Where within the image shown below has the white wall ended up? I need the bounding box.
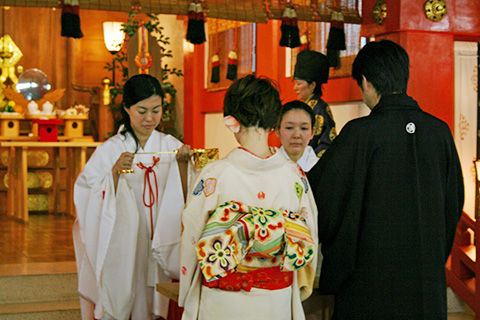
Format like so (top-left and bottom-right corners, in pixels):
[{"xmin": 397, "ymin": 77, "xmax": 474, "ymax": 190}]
[
  {"xmin": 205, "ymin": 113, "xmax": 240, "ymax": 159},
  {"xmin": 157, "ymin": 14, "xmax": 186, "ymax": 139},
  {"xmin": 453, "ymin": 41, "xmax": 478, "ymax": 218},
  {"xmin": 330, "ymin": 101, "xmax": 370, "ymax": 133}
]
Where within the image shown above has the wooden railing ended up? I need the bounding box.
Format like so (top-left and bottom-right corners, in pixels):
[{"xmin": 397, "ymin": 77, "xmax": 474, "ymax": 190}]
[{"xmin": 446, "ymin": 211, "xmax": 479, "ymax": 318}]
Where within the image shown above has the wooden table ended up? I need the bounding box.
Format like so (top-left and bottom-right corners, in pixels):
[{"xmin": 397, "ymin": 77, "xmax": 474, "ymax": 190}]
[
  {"xmin": 0, "ymin": 141, "xmax": 101, "ymax": 222},
  {"xmin": 156, "ymin": 282, "xmax": 179, "ymax": 302}
]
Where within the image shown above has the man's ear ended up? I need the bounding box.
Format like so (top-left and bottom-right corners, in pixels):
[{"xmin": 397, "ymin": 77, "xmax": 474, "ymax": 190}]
[{"xmin": 362, "ymin": 76, "xmax": 370, "ymax": 92}]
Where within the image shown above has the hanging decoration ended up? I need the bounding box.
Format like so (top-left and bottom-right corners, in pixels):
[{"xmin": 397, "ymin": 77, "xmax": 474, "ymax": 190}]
[
  {"xmin": 299, "ymin": 29, "xmax": 309, "ymax": 52},
  {"xmin": 210, "ymin": 19, "xmax": 220, "ymax": 83},
  {"xmin": 372, "ymin": 0, "xmax": 387, "ymax": 26},
  {"xmin": 61, "ymin": 0, "xmax": 83, "ymax": 39},
  {"xmin": 135, "ymin": 24, "xmax": 153, "ymax": 74},
  {"xmin": 326, "ymin": 10, "xmax": 346, "ymax": 68},
  {"xmin": 226, "ymin": 25, "xmax": 238, "ymax": 81},
  {"xmin": 211, "ymin": 53, "xmax": 220, "ymax": 83},
  {"xmin": 131, "ymin": 0, "xmax": 142, "ymax": 13},
  {"xmin": 226, "ymin": 50, "xmax": 237, "ymax": 80},
  {"xmin": 424, "ymin": 0, "xmax": 447, "ymax": 22},
  {"xmin": 279, "ymin": 5, "xmax": 300, "ymax": 48},
  {"xmin": 186, "ymin": 2, "xmax": 207, "ymax": 45},
  {"xmin": 0, "ymin": 34, "xmax": 23, "ymax": 103}
]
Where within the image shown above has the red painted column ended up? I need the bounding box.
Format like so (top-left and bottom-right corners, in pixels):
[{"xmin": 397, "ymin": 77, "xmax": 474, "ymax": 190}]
[{"xmin": 183, "ymin": 41, "xmax": 206, "ymax": 147}]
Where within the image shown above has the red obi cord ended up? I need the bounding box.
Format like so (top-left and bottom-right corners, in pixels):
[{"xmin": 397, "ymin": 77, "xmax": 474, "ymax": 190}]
[
  {"xmin": 202, "ymin": 266, "xmax": 293, "ymax": 292},
  {"xmin": 137, "ymin": 156, "xmax": 160, "ymax": 240}
]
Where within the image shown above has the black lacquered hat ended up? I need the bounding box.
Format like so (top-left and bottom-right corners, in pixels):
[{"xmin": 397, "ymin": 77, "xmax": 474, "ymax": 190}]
[{"xmin": 293, "ymin": 50, "xmax": 330, "ymax": 84}]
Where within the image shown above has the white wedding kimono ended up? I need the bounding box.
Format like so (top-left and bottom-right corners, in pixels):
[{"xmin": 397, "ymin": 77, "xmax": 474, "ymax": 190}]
[
  {"xmin": 179, "ymin": 147, "xmax": 318, "ymax": 320},
  {"xmin": 73, "ymin": 130, "xmax": 185, "ymax": 320},
  {"xmin": 280, "ymin": 145, "xmax": 319, "ymax": 173}
]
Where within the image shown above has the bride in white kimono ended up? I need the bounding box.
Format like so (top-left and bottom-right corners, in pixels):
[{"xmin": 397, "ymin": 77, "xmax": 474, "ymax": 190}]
[
  {"xmin": 179, "ymin": 75, "xmax": 318, "ymax": 320},
  {"xmin": 73, "ymin": 74, "xmax": 191, "ymax": 320}
]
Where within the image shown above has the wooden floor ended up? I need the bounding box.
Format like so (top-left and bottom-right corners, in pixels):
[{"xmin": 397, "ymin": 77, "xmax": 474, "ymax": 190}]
[
  {"xmin": 0, "ymin": 212, "xmax": 476, "ymax": 319},
  {"xmin": 0, "ymin": 213, "xmax": 76, "ymax": 276}
]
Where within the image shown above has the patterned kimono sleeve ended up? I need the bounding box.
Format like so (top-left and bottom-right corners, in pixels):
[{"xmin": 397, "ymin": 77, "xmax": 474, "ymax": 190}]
[
  {"xmin": 178, "ymin": 166, "xmax": 221, "ymax": 313},
  {"xmin": 294, "ymin": 170, "xmax": 319, "ymax": 301}
]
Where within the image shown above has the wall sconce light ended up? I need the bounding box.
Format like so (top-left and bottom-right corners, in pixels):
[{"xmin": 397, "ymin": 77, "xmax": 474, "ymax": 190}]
[{"xmin": 103, "ymin": 21, "xmax": 125, "ymax": 87}]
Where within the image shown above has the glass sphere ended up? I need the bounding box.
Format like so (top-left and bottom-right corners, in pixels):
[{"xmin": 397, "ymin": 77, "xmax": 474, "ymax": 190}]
[{"xmin": 16, "ymin": 68, "xmax": 51, "ymax": 100}]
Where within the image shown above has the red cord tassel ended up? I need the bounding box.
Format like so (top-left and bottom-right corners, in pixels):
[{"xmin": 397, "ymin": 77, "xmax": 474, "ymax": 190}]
[
  {"xmin": 327, "ymin": 11, "xmax": 346, "ymax": 68},
  {"xmin": 211, "ymin": 53, "xmax": 220, "ymax": 83},
  {"xmin": 299, "ymin": 33, "xmax": 309, "ymax": 51},
  {"xmin": 226, "ymin": 50, "xmax": 238, "ymax": 81},
  {"xmin": 280, "ymin": 7, "xmax": 300, "ymax": 48},
  {"xmin": 186, "ymin": 2, "xmax": 206, "ymax": 45},
  {"xmin": 61, "ymin": 0, "xmax": 83, "ymax": 38}
]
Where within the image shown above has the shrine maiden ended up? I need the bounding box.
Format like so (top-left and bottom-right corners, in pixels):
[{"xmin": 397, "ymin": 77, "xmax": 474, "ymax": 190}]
[
  {"xmin": 276, "ymin": 100, "xmax": 319, "ymax": 173},
  {"xmin": 73, "ymin": 74, "xmax": 191, "ymax": 320},
  {"xmin": 179, "ymin": 75, "xmax": 318, "ymax": 320}
]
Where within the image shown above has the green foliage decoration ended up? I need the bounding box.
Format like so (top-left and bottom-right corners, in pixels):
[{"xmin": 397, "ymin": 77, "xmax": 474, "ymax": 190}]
[{"xmin": 104, "ymin": 12, "xmax": 184, "ymax": 124}]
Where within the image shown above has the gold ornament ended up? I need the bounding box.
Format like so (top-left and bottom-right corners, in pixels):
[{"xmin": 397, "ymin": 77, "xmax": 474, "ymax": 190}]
[
  {"xmin": 372, "ymin": 0, "xmax": 387, "ymax": 26},
  {"xmin": 192, "ymin": 148, "xmax": 219, "ymax": 169},
  {"xmin": 424, "ymin": 0, "xmax": 447, "ymax": 22}
]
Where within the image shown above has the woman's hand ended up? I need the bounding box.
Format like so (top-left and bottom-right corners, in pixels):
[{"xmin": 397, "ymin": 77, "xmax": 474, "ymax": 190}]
[
  {"xmin": 176, "ymin": 145, "xmax": 192, "ymax": 201},
  {"xmin": 176, "ymin": 145, "xmax": 193, "ymax": 163},
  {"xmin": 112, "ymin": 152, "xmax": 135, "ymax": 191},
  {"xmin": 112, "ymin": 152, "xmax": 135, "ymax": 175}
]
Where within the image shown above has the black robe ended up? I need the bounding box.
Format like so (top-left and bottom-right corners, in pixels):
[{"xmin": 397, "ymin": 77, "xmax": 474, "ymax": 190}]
[
  {"xmin": 307, "ymin": 93, "xmax": 464, "ymax": 320},
  {"xmin": 307, "ymin": 94, "xmax": 336, "ymax": 157}
]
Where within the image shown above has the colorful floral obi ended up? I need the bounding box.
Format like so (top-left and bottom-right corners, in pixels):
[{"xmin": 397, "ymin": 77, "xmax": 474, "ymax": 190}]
[{"xmin": 195, "ymin": 201, "xmax": 315, "ymax": 282}]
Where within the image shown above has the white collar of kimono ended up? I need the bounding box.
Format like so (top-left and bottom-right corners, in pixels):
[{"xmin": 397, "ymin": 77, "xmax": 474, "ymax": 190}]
[
  {"xmin": 279, "ymin": 145, "xmax": 318, "ymax": 173},
  {"xmin": 121, "ymin": 130, "xmax": 162, "ymax": 154},
  {"xmin": 226, "ymin": 147, "xmax": 287, "ymax": 172}
]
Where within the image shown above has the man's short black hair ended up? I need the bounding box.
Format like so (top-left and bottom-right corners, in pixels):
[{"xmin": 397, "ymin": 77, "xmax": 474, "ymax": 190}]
[{"xmin": 352, "ymin": 39, "xmax": 410, "ymax": 97}]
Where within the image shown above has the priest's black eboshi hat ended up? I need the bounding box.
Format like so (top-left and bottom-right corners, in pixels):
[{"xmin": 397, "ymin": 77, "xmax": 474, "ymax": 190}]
[{"xmin": 293, "ymin": 50, "xmax": 330, "ymax": 85}]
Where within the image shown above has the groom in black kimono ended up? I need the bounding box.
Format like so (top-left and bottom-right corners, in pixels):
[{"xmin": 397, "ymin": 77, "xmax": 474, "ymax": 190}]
[{"xmin": 308, "ymin": 39, "xmax": 464, "ymax": 319}]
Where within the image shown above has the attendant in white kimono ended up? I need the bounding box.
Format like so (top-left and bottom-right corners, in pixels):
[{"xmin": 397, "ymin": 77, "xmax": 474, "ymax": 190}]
[
  {"xmin": 179, "ymin": 75, "xmax": 318, "ymax": 320},
  {"xmin": 73, "ymin": 74, "xmax": 191, "ymax": 320},
  {"xmin": 276, "ymin": 100, "xmax": 319, "ymax": 173}
]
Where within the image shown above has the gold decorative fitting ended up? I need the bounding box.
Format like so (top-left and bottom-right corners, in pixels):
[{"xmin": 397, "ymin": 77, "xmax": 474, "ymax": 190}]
[
  {"xmin": 192, "ymin": 148, "xmax": 219, "ymax": 169},
  {"xmin": 118, "ymin": 169, "xmax": 135, "ymax": 174},
  {"xmin": 372, "ymin": 0, "xmax": 387, "ymax": 26},
  {"xmin": 424, "ymin": 0, "xmax": 447, "ymax": 22}
]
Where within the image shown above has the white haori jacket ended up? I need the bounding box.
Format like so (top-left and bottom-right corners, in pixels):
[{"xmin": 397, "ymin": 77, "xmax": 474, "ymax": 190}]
[
  {"xmin": 73, "ymin": 130, "xmax": 186, "ymax": 320},
  {"xmin": 179, "ymin": 147, "xmax": 318, "ymax": 320}
]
